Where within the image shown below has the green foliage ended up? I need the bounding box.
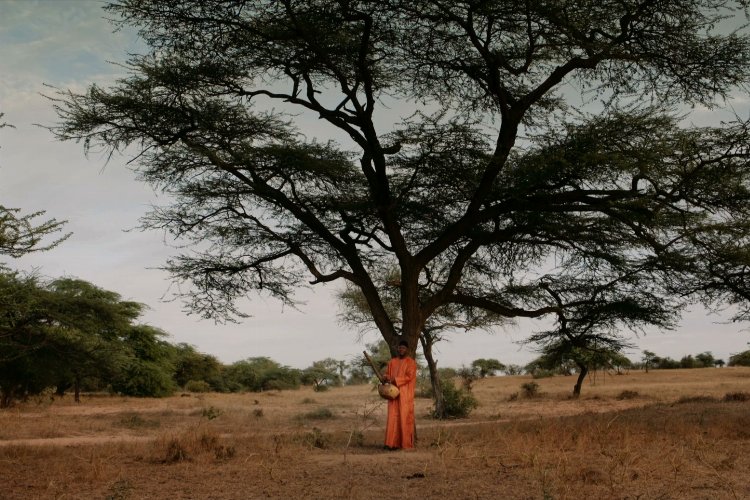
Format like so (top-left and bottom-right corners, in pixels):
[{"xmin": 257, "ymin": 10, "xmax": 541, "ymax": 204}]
[
  {"xmin": 0, "ymin": 205, "xmax": 69, "ymax": 258},
  {"xmin": 222, "ymin": 357, "xmax": 301, "ymax": 392},
  {"xmin": 51, "ymin": 3, "xmax": 750, "ymax": 383},
  {"xmin": 728, "ymin": 350, "xmax": 750, "ymax": 367},
  {"xmin": 301, "ymin": 358, "xmax": 341, "ymax": 391},
  {"xmin": 503, "ymin": 364, "xmax": 524, "ymax": 376},
  {"xmin": 434, "ymin": 377, "xmax": 478, "ymax": 419},
  {"xmin": 652, "ymin": 356, "xmax": 681, "ymax": 369},
  {"xmin": 471, "ymin": 358, "xmax": 506, "ymax": 378},
  {"xmin": 185, "ymin": 380, "xmax": 211, "ymax": 393},
  {"xmin": 680, "ymin": 354, "xmax": 700, "ymax": 369},
  {"xmin": 201, "ymin": 406, "xmax": 223, "ymax": 420},
  {"xmin": 110, "ymin": 325, "xmax": 177, "ymax": 397},
  {"xmin": 0, "ymin": 272, "xmax": 180, "ymax": 405},
  {"xmin": 172, "ymin": 343, "xmax": 224, "ymax": 391}
]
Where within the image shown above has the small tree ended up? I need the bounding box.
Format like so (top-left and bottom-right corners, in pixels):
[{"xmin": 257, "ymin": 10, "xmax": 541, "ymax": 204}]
[
  {"xmin": 694, "ymin": 352, "xmax": 716, "ymax": 368},
  {"xmin": 503, "ymin": 364, "xmax": 524, "ymax": 376},
  {"xmin": 728, "ymin": 350, "xmax": 750, "ymax": 367},
  {"xmin": 527, "ymin": 339, "xmax": 632, "ymax": 397},
  {"xmin": 436, "ymin": 376, "xmax": 478, "ymax": 419},
  {"xmin": 642, "ymin": 351, "xmax": 657, "ymax": 373},
  {"xmin": 471, "ymin": 358, "xmax": 506, "ymax": 378},
  {"xmin": 302, "ymin": 359, "xmax": 340, "ymax": 391}
]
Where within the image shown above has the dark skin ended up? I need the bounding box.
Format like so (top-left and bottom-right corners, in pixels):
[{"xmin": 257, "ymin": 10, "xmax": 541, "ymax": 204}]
[{"xmin": 384, "ymin": 344, "xmax": 408, "ymax": 384}]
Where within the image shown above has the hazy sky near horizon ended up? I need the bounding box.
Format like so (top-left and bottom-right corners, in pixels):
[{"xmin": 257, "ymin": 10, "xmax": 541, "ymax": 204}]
[{"xmin": 1, "ymin": 0, "xmax": 749, "ymax": 369}]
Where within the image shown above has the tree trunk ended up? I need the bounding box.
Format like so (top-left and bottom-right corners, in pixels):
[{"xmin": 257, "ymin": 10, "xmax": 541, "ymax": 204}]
[
  {"xmin": 0, "ymin": 387, "xmax": 13, "ymax": 408},
  {"xmin": 573, "ymin": 364, "xmax": 588, "ymax": 397},
  {"xmin": 74, "ymin": 377, "xmax": 81, "ymax": 403},
  {"xmin": 420, "ymin": 332, "xmax": 445, "ymax": 419}
]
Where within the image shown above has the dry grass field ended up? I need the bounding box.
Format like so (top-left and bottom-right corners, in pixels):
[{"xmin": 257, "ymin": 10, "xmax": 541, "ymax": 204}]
[{"xmin": 1, "ymin": 367, "xmax": 749, "ymax": 499}]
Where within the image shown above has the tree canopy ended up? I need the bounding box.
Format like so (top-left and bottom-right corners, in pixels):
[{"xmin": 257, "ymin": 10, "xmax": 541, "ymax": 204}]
[
  {"xmin": 0, "ymin": 271, "xmax": 173, "ymax": 405},
  {"xmin": 53, "ymin": 1, "xmax": 750, "ymax": 358}
]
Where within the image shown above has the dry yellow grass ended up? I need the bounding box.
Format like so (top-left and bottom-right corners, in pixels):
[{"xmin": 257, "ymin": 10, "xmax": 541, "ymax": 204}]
[{"xmin": 1, "ymin": 367, "xmax": 749, "ymax": 499}]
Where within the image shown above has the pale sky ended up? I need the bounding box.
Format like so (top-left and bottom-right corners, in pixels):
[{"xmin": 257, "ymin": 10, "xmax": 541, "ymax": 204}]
[{"xmin": 1, "ymin": 0, "xmax": 748, "ymax": 369}]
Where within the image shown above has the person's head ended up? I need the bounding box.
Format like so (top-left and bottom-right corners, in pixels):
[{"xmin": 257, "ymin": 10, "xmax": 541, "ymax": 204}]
[{"xmin": 397, "ymin": 340, "xmax": 409, "ymax": 358}]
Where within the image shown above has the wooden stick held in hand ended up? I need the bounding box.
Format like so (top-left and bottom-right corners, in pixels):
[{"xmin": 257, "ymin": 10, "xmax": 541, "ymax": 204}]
[{"xmin": 363, "ymin": 351, "xmax": 385, "ymax": 383}]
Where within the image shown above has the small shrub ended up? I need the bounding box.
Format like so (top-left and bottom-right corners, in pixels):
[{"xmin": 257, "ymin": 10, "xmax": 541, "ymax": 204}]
[
  {"xmin": 616, "ymin": 390, "xmax": 640, "ymax": 400},
  {"xmin": 677, "ymin": 395, "xmax": 717, "ymax": 404},
  {"xmin": 201, "ymin": 406, "xmax": 223, "ymax": 420},
  {"xmin": 507, "ymin": 392, "xmax": 519, "ymax": 401},
  {"xmin": 724, "ymin": 391, "xmax": 750, "ymax": 402},
  {"xmin": 214, "ymin": 444, "xmax": 236, "ymax": 460},
  {"xmin": 154, "ymin": 429, "xmax": 234, "ymax": 464},
  {"xmin": 436, "ymin": 378, "xmax": 478, "ymax": 418},
  {"xmin": 118, "ymin": 413, "xmax": 160, "ymax": 429},
  {"xmin": 253, "ymin": 408, "xmax": 264, "ymax": 417},
  {"xmin": 301, "ymin": 407, "xmax": 335, "ymax": 420},
  {"xmin": 347, "ymin": 430, "xmax": 365, "ymax": 447},
  {"xmin": 521, "ymin": 381, "xmax": 539, "ymax": 398},
  {"xmin": 106, "ymin": 479, "xmax": 133, "ymax": 500},
  {"xmin": 162, "ymin": 438, "xmax": 190, "ymax": 463},
  {"xmin": 302, "ymin": 427, "xmax": 331, "ymax": 449},
  {"xmin": 313, "ymin": 384, "xmax": 330, "ymax": 392},
  {"xmin": 185, "ymin": 380, "xmax": 211, "ymax": 393}
]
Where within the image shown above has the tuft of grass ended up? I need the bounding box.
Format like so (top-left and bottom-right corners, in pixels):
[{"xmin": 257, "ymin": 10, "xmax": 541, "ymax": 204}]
[
  {"xmin": 301, "ymin": 397, "xmax": 317, "ymax": 404},
  {"xmin": 299, "ymin": 407, "xmax": 335, "ymax": 420},
  {"xmin": 161, "ymin": 438, "xmax": 190, "ymax": 463},
  {"xmin": 253, "ymin": 408, "xmax": 264, "ymax": 418},
  {"xmin": 300, "ymin": 427, "xmax": 331, "ymax": 449},
  {"xmin": 152, "ymin": 428, "xmax": 235, "ymax": 464},
  {"xmin": 616, "ymin": 390, "xmax": 640, "ymax": 400},
  {"xmin": 117, "ymin": 413, "xmax": 160, "ymax": 429},
  {"xmin": 521, "ymin": 381, "xmax": 540, "ymax": 398},
  {"xmin": 105, "ymin": 479, "xmax": 133, "ymax": 500},
  {"xmin": 723, "ymin": 391, "xmax": 750, "ymax": 402},
  {"xmin": 676, "ymin": 395, "xmax": 717, "ymax": 404},
  {"xmin": 201, "ymin": 406, "xmax": 223, "ymax": 420}
]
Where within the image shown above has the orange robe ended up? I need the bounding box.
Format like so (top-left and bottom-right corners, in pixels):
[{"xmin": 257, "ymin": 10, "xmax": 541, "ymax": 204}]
[{"xmin": 384, "ymin": 356, "xmax": 417, "ymax": 449}]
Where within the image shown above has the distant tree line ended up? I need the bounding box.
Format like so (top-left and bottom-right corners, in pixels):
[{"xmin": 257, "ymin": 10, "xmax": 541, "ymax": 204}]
[
  {"xmin": 3, "ymin": 267, "xmax": 749, "ymax": 410},
  {"xmin": 0, "ymin": 273, "xmax": 395, "ymax": 407}
]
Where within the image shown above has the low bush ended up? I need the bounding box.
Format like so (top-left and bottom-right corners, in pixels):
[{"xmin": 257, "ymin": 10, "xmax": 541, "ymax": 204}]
[
  {"xmin": 521, "ymin": 381, "xmax": 540, "ymax": 398},
  {"xmin": 437, "ymin": 378, "xmax": 478, "ymax": 419},
  {"xmin": 185, "ymin": 380, "xmax": 211, "ymax": 393}
]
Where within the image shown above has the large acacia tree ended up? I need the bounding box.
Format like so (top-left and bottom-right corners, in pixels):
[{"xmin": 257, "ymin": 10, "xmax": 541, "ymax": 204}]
[{"xmin": 54, "ymin": 1, "xmax": 750, "ymax": 357}]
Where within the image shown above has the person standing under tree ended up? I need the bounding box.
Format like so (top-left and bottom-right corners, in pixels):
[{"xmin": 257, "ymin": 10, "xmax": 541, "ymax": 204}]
[{"xmin": 383, "ymin": 340, "xmax": 417, "ymax": 450}]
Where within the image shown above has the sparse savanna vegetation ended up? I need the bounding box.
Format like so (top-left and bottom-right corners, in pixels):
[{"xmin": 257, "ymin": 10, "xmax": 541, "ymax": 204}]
[{"xmin": 1, "ymin": 367, "xmax": 749, "ymax": 499}]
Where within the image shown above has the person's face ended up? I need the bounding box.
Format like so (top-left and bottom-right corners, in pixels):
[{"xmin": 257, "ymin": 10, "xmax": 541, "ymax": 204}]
[{"xmin": 397, "ymin": 344, "xmax": 408, "ymax": 357}]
